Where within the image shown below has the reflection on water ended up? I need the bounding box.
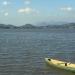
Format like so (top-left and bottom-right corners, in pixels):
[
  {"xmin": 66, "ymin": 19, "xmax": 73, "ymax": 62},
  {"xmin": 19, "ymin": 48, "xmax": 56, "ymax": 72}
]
[{"xmin": 0, "ymin": 29, "xmax": 75, "ymax": 75}]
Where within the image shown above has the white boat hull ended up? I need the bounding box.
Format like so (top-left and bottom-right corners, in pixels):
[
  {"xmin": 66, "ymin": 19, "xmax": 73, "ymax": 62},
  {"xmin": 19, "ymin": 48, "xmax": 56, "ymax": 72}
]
[{"xmin": 45, "ymin": 58, "xmax": 75, "ymax": 72}]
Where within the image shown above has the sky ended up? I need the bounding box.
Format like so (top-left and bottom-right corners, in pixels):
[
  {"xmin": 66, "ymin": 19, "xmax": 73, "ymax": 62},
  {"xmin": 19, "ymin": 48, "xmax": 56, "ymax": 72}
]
[{"xmin": 0, "ymin": 0, "xmax": 75, "ymax": 26}]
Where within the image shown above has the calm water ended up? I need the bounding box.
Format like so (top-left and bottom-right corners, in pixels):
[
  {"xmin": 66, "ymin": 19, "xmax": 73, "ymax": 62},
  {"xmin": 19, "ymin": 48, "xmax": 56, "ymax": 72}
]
[{"xmin": 0, "ymin": 29, "xmax": 75, "ymax": 75}]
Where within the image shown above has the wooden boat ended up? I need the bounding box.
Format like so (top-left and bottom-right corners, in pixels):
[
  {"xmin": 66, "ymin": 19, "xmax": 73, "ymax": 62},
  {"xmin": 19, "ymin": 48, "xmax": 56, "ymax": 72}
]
[{"xmin": 45, "ymin": 58, "xmax": 75, "ymax": 72}]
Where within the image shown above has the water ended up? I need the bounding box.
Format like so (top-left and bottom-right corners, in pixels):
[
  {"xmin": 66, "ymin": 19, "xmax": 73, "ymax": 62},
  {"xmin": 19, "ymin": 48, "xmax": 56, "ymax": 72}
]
[{"xmin": 0, "ymin": 29, "xmax": 75, "ymax": 75}]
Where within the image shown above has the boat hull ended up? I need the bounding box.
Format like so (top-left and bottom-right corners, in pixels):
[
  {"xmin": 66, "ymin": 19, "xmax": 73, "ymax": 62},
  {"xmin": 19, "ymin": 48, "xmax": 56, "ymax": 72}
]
[{"xmin": 45, "ymin": 58, "xmax": 75, "ymax": 72}]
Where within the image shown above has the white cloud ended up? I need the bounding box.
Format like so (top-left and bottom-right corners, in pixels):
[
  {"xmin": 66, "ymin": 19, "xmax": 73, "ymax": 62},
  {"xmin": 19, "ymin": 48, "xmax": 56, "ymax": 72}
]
[
  {"xmin": 4, "ymin": 12, "xmax": 9, "ymax": 16},
  {"xmin": 24, "ymin": 8, "xmax": 32, "ymax": 13},
  {"xmin": 60, "ymin": 7, "xmax": 73, "ymax": 11},
  {"xmin": 18, "ymin": 9, "xmax": 25, "ymax": 13},
  {"xmin": 18, "ymin": 7, "xmax": 32, "ymax": 14},
  {"xmin": 3, "ymin": 1, "xmax": 10, "ymax": 5},
  {"xmin": 3, "ymin": 1, "xmax": 8, "ymax": 5},
  {"xmin": 18, "ymin": 7, "xmax": 39, "ymax": 15},
  {"xmin": 24, "ymin": 0, "xmax": 31, "ymax": 5}
]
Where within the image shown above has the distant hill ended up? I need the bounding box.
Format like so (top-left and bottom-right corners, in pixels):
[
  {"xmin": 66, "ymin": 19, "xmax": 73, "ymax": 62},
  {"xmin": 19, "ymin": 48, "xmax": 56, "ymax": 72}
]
[
  {"xmin": 0, "ymin": 23, "xmax": 75, "ymax": 29},
  {"xmin": 20, "ymin": 24, "xmax": 36, "ymax": 29},
  {"xmin": 0, "ymin": 24, "xmax": 17, "ymax": 29}
]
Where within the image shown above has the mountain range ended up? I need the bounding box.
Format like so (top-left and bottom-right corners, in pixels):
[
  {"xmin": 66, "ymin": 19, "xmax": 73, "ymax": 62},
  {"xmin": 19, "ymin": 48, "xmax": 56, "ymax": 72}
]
[{"xmin": 0, "ymin": 23, "xmax": 75, "ymax": 29}]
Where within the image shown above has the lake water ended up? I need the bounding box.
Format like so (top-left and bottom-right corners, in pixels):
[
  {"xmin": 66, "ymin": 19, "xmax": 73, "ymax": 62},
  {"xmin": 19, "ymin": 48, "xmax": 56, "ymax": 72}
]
[{"xmin": 0, "ymin": 29, "xmax": 75, "ymax": 75}]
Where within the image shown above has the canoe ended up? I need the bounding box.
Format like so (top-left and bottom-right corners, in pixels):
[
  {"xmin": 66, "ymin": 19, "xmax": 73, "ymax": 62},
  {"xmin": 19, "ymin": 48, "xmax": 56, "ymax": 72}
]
[{"xmin": 45, "ymin": 58, "xmax": 75, "ymax": 72}]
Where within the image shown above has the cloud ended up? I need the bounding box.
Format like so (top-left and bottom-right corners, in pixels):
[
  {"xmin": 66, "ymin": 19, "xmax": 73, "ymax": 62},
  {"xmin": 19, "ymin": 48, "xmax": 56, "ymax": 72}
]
[
  {"xmin": 4, "ymin": 12, "xmax": 9, "ymax": 16},
  {"xmin": 18, "ymin": 7, "xmax": 32, "ymax": 14},
  {"xmin": 3, "ymin": 1, "xmax": 10, "ymax": 5},
  {"xmin": 18, "ymin": 7, "xmax": 39, "ymax": 14},
  {"xmin": 24, "ymin": 0, "xmax": 31, "ymax": 5},
  {"xmin": 60, "ymin": 7, "xmax": 73, "ymax": 11}
]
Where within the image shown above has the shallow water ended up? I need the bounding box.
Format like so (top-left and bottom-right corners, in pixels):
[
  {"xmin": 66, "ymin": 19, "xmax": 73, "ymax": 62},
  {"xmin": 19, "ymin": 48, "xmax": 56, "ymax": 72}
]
[{"xmin": 0, "ymin": 29, "xmax": 75, "ymax": 75}]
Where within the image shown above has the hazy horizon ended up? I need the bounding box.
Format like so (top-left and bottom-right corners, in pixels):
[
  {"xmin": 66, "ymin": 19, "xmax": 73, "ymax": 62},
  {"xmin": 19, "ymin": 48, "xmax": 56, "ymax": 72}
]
[{"xmin": 0, "ymin": 0, "xmax": 75, "ymax": 26}]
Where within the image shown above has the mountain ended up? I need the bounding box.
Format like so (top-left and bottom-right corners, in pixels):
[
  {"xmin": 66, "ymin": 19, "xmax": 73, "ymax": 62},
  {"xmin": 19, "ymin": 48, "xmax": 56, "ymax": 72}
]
[
  {"xmin": 37, "ymin": 21, "xmax": 68, "ymax": 26},
  {"xmin": 0, "ymin": 24, "xmax": 17, "ymax": 29},
  {"xmin": 0, "ymin": 23, "xmax": 75, "ymax": 29},
  {"xmin": 20, "ymin": 24, "xmax": 36, "ymax": 29}
]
